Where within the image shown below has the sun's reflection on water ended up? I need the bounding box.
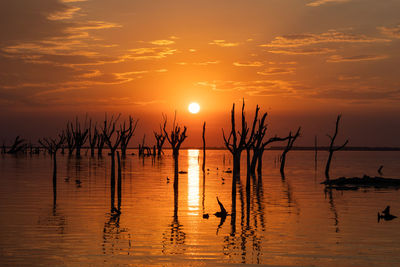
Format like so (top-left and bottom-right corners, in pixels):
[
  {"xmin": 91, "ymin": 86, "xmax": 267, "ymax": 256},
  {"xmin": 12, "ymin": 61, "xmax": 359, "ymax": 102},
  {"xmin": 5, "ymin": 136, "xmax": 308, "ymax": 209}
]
[{"xmin": 187, "ymin": 149, "xmax": 200, "ymax": 215}]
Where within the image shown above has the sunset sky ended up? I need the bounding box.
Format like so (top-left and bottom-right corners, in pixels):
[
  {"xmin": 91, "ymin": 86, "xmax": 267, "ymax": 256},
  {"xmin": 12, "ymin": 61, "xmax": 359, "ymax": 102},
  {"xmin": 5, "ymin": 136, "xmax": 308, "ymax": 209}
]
[{"xmin": 1, "ymin": 0, "xmax": 399, "ymax": 147}]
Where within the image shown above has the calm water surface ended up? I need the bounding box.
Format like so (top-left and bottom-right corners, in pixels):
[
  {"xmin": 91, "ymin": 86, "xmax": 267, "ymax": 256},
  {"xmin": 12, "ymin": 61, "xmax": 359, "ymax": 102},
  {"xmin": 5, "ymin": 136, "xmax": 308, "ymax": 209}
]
[{"xmin": 1, "ymin": 149, "xmax": 400, "ymax": 266}]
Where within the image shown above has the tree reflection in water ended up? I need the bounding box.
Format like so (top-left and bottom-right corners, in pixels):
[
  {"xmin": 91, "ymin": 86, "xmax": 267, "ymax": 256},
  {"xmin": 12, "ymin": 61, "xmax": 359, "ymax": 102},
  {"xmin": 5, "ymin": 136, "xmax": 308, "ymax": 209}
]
[
  {"xmin": 162, "ymin": 157, "xmax": 186, "ymax": 255},
  {"xmin": 222, "ymin": 173, "xmax": 266, "ymax": 264}
]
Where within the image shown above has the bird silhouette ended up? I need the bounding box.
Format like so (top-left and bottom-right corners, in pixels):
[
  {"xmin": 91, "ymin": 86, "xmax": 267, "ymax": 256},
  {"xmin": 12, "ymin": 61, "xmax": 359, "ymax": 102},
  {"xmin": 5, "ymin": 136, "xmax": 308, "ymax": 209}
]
[
  {"xmin": 378, "ymin": 205, "xmax": 397, "ymax": 222},
  {"xmin": 214, "ymin": 197, "xmax": 228, "ymax": 218},
  {"xmin": 378, "ymin": 165, "xmax": 384, "ymax": 176}
]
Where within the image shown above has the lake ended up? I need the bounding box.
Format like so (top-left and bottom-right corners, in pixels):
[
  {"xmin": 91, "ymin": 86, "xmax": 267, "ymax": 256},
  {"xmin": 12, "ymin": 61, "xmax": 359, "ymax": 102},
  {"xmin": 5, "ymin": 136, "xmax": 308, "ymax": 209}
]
[{"xmin": 1, "ymin": 149, "xmax": 400, "ymax": 266}]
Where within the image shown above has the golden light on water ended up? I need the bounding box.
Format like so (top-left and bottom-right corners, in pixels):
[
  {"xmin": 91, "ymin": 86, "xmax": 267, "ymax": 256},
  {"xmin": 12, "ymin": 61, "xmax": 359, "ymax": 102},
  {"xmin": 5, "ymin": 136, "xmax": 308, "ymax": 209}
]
[
  {"xmin": 188, "ymin": 102, "xmax": 200, "ymax": 114},
  {"xmin": 187, "ymin": 149, "xmax": 200, "ymax": 215}
]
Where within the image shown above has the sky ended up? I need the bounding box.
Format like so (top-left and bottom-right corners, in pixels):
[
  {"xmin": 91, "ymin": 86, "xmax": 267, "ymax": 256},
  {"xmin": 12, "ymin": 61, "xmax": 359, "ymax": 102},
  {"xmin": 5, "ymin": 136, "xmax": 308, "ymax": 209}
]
[{"xmin": 0, "ymin": 0, "xmax": 400, "ymax": 147}]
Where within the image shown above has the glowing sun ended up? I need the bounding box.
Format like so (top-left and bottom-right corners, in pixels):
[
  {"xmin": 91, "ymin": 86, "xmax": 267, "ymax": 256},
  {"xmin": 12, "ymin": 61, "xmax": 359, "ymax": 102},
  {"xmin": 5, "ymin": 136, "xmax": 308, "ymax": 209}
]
[{"xmin": 188, "ymin": 102, "xmax": 200, "ymax": 114}]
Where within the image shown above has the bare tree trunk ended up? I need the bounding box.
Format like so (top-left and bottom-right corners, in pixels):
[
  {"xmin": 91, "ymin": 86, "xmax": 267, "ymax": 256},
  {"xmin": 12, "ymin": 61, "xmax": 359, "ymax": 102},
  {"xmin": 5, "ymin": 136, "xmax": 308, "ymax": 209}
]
[
  {"xmin": 257, "ymin": 149, "xmax": 264, "ymax": 174},
  {"xmin": 325, "ymin": 115, "xmax": 348, "ymax": 181},
  {"xmin": 325, "ymin": 152, "xmax": 333, "ymax": 180},
  {"xmin": 202, "ymin": 122, "xmax": 206, "ymax": 173},
  {"xmin": 233, "ymin": 153, "xmax": 241, "ymax": 177},
  {"xmin": 110, "ymin": 152, "xmax": 116, "ymax": 212},
  {"xmin": 117, "ymin": 151, "xmax": 122, "ymax": 211},
  {"xmin": 53, "ymin": 153, "xmax": 57, "ymax": 207}
]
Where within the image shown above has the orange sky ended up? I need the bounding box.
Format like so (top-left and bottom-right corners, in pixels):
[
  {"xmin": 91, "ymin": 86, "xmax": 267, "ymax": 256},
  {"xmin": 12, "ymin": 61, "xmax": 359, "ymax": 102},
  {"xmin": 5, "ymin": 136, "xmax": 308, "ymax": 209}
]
[{"xmin": 0, "ymin": 0, "xmax": 400, "ymax": 147}]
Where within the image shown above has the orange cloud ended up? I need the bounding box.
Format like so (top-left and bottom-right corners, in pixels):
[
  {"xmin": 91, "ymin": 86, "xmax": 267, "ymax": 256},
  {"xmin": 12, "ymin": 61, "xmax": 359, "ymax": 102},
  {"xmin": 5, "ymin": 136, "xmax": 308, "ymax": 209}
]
[
  {"xmin": 261, "ymin": 30, "xmax": 389, "ymax": 48},
  {"xmin": 267, "ymin": 47, "xmax": 335, "ymax": 55},
  {"xmin": 327, "ymin": 54, "xmax": 388, "ymax": 62},
  {"xmin": 209, "ymin": 40, "xmax": 239, "ymax": 47},
  {"xmin": 47, "ymin": 6, "xmax": 81, "ymax": 20},
  {"xmin": 306, "ymin": 0, "xmax": 350, "ymax": 7},
  {"xmin": 379, "ymin": 25, "xmax": 400, "ymax": 39},
  {"xmin": 233, "ymin": 61, "xmax": 263, "ymax": 67},
  {"xmin": 257, "ymin": 67, "xmax": 295, "ymax": 75},
  {"xmin": 149, "ymin": 39, "xmax": 175, "ymax": 46}
]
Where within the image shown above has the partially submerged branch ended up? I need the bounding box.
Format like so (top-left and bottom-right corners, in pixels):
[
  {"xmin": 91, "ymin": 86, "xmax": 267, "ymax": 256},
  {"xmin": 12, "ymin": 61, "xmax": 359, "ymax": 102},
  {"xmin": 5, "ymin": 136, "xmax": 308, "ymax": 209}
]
[{"xmin": 325, "ymin": 115, "xmax": 349, "ymax": 180}]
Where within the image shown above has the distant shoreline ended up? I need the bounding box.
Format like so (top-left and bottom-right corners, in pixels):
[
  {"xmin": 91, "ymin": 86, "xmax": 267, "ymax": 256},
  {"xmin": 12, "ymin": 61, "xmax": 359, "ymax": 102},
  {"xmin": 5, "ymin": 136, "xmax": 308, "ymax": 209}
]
[
  {"xmin": 4, "ymin": 146, "xmax": 400, "ymax": 152},
  {"xmin": 151, "ymin": 146, "xmax": 400, "ymax": 151}
]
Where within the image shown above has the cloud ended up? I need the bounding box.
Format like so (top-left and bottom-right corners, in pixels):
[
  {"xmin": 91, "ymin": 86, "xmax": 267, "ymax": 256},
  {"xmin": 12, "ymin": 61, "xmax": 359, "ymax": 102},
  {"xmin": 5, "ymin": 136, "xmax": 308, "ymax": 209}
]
[
  {"xmin": 310, "ymin": 88, "xmax": 400, "ymax": 101},
  {"xmin": 195, "ymin": 80, "xmax": 294, "ymax": 96},
  {"xmin": 327, "ymin": 54, "xmax": 388, "ymax": 62},
  {"xmin": 379, "ymin": 25, "xmax": 400, "ymax": 39},
  {"xmin": 306, "ymin": 0, "xmax": 351, "ymax": 7},
  {"xmin": 0, "ymin": 0, "xmax": 70, "ymax": 44},
  {"xmin": 127, "ymin": 47, "xmax": 177, "ymax": 60},
  {"xmin": 233, "ymin": 61, "xmax": 263, "ymax": 67},
  {"xmin": 267, "ymin": 47, "xmax": 335, "ymax": 55},
  {"xmin": 257, "ymin": 67, "xmax": 295, "ymax": 75},
  {"xmin": 209, "ymin": 40, "xmax": 239, "ymax": 47},
  {"xmin": 149, "ymin": 39, "xmax": 175, "ymax": 46},
  {"xmin": 193, "ymin": 61, "xmax": 219, "ymax": 66},
  {"xmin": 47, "ymin": 6, "xmax": 81, "ymax": 20},
  {"xmin": 261, "ymin": 30, "xmax": 389, "ymax": 48},
  {"xmin": 66, "ymin": 20, "xmax": 122, "ymax": 31}
]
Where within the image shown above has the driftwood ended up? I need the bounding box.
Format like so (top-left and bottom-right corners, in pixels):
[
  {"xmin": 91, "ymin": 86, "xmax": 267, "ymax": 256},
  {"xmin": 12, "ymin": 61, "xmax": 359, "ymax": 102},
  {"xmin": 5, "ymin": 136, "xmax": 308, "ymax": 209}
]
[{"xmin": 322, "ymin": 175, "xmax": 400, "ymax": 189}]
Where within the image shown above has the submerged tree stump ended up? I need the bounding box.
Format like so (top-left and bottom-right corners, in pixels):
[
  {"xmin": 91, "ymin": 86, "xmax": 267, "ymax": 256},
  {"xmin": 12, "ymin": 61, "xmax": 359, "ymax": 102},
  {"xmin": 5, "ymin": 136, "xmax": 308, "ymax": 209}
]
[{"xmin": 322, "ymin": 175, "xmax": 400, "ymax": 189}]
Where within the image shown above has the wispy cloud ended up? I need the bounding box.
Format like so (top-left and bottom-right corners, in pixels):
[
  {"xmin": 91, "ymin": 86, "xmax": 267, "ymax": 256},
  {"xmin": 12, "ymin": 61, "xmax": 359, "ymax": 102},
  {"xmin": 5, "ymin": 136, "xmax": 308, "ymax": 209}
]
[
  {"xmin": 209, "ymin": 40, "xmax": 239, "ymax": 47},
  {"xmin": 267, "ymin": 47, "xmax": 335, "ymax": 55},
  {"xmin": 327, "ymin": 54, "xmax": 388, "ymax": 62},
  {"xmin": 233, "ymin": 61, "xmax": 264, "ymax": 67},
  {"xmin": 261, "ymin": 30, "xmax": 389, "ymax": 48},
  {"xmin": 379, "ymin": 25, "xmax": 400, "ymax": 39},
  {"xmin": 149, "ymin": 39, "xmax": 175, "ymax": 46},
  {"xmin": 127, "ymin": 47, "xmax": 177, "ymax": 60},
  {"xmin": 47, "ymin": 6, "xmax": 81, "ymax": 20},
  {"xmin": 257, "ymin": 67, "xmax": 295, "ymax": 75},
  {"xmin": 306, "ymin": 0, "xmax": 351, "ymax": 7},
  {"xmin": 195, "ymin": 80, "xmax": 295, "ymax": 96}
]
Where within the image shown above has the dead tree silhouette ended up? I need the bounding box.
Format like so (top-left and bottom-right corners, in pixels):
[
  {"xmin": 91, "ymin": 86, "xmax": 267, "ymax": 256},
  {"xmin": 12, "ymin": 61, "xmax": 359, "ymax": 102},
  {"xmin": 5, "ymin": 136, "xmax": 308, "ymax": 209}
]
[
  {"xmin": 88, "ymin": 119, "xmax": 98, "ymax": 157},
  {"xmin": 96, "ymin": 127, "xmax": 105, "ymax": 156},
  {"xmin": 6, "ymin": 136, "xmax": 27, "ymax": 154},
  {"xmin": 244, "ymin": 106, "xmax": 266, "ymax": 177},
  {"xmin": 325, "ymin": 115, "xmax": 348, "ymax": 181},
  {"xmin": 70, "ymin": 117, "xmax": 89, "ymax": 157},
  {"xmin": 102, "ymin": 114, "xmax": 122, "ymax": 213},
  {"xmin": 64, "ymin": 122, "xmax": 75, "ymax": 155},
  {"xmin": 38, "ymin": 133, "xmax": 65, "ymax": 206},
  {"xmin": 249, "ymin": 113, "xmax": 268, "ymax": 174},
  {"xmin": 222, "ymin": 100, "xmax": 258, "ymax": 177},
  {"xmin": 154, "ymin": 123, "xmax": 166, "ymax": 157},
  {"xmin": 119, "ymin": 116, "xmax": 138, "ymax": 157},
  {"xmin": 280, "ymin": 127, "xmax": 301, "ymax": 178},
  {"xmin": 162, "ymin": 113, "xmax": 187, "ymax": 160}
]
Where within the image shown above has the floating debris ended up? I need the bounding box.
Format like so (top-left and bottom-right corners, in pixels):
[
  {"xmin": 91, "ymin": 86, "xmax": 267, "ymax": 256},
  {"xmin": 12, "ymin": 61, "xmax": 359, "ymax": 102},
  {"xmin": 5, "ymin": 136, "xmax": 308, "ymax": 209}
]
[{"xmin": 322, "ymin": 175, "xmax": 400, "ymax": 189}]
